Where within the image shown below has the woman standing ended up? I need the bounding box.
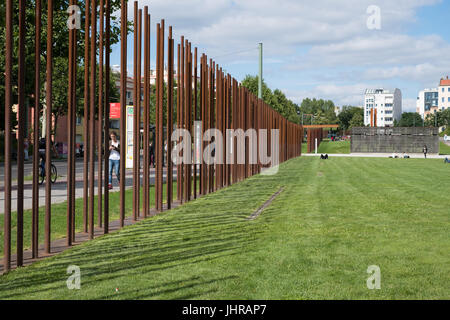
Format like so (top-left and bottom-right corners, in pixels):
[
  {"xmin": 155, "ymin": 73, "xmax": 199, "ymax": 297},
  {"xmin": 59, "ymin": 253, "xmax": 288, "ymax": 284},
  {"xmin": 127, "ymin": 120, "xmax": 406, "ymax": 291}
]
[{"xmin": 108, "ymin": 132, "xmax": 120, "ymax": 189}]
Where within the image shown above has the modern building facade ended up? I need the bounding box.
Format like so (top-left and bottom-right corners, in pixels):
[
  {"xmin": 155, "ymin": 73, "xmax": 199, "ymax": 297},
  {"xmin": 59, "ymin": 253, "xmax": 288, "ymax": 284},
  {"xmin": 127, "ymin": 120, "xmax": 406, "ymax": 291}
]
[
  {"xmin": 364, "ymin": 88, "xmax": 402, "ymax": 127},
  {"xmin": 416, "ymin": 88, "xmax": 439, "ymax": 118}
]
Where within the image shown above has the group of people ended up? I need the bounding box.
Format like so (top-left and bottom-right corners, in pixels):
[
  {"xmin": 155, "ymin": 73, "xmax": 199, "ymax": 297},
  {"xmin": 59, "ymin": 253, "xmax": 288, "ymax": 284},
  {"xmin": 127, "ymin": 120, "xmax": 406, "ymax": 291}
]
[
  {"xmin": 389, "ymin": 145, "xmax": 428, "ymax": 159},
  {"xmin": 389, "ymin": 152, "xmax": 410, "ymax": 159}
]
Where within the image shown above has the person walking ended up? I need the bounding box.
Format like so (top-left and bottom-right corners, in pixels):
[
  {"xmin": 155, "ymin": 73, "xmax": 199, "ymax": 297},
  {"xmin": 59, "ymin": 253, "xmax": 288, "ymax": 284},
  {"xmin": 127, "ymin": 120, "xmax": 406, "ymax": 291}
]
[
  {"xmin": 108, "ymin": 132, "xmax": 120, "ymax": 189},
  {"xmin": 423, "ymin": 145, "xmax": 428, "ymax": 159},
  {"xmin": 38, "ymin": 137, "xmax": 46, "ymax": 175},
  {"xmin": 149, "ymin": 142, "xmax": 155, "ymax": 168},
  {"xmin": 24, "ymin": 138, "xmax": 29, "ymax": 161}
]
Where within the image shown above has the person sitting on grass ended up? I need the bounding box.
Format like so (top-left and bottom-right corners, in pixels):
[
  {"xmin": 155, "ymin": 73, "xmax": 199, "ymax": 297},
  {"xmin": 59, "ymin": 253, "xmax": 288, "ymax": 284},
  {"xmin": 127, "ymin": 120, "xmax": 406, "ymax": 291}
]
[
  {"xmin": 445, "ymin": 157, "xmax": 450, "ymax": 163},
  {"xmin": 403, "ymin": 152, "xmax": 410, "ymax": 159}
]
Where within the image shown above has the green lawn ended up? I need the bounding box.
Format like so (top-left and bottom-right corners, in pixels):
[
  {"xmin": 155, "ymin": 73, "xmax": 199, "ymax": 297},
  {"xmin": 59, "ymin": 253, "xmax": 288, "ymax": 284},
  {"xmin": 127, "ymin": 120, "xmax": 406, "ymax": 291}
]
[
  {"xmin": 0, "ymin": 157, "xmax": 449, "ymax": 299},
  {"xmin": 439, "ymin": 141, "xmax": 450, "ymax": 155},
  {"xmin": 0, "ymin": 182, "xmax": 179, "ymax": 258},
  {"xmin": 302, "ymin": 140, "xmax": 350, "ymax": 154},
  {"xmin": 317, "ymin": 140, "xmax": 350, "ymax": 154}
]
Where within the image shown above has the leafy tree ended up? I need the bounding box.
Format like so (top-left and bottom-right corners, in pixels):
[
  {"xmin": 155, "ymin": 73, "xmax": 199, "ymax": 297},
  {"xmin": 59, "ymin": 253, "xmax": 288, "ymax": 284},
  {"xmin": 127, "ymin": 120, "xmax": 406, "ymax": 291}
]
[
  {"xmin": 349, "ymin": 112, "xmax": 364, "ymax": 129},
  {"xmin": 241, "ymin": 75, "xmax": 301, "ymax": 124},
  {"xmin": 396, "ymin": 112, "xmax": 423, "ymax": 127},
  {"xmin": 424, "ymin": 108, "xmax": 450, "ymax": 128},
  {"xmin": 299, "ymin": 98, "xmax": 338, "ymax": 125},
  {"xmin": 0, "ymin": 0, "xmax": 128, "ymax": 134},
  {"xmin": 338, "ymin": 106, "xmax": 364, "ymax": 131}
]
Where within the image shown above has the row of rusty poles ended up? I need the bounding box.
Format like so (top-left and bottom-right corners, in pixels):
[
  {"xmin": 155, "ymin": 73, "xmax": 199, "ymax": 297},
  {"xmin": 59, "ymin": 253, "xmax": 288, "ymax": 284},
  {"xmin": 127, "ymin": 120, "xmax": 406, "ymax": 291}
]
[
  {"xmin": 2, "ymin": 0, "xmax": 303, "ymax": 273},
  {"xmin": 306, "ymin": 128, "xmax": 323, "ymax": 153}
]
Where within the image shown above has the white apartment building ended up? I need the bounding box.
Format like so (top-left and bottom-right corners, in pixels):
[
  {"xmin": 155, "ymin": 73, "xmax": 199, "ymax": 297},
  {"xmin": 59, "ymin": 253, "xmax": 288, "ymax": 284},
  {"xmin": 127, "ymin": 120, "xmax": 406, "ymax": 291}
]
[
  {"xmin": 364, "ymin": 88, "xmax": 402, "ymax": 127},
  {"xmin": 438, "ymin": 77, "xmax": 450, "ymax": 111}
]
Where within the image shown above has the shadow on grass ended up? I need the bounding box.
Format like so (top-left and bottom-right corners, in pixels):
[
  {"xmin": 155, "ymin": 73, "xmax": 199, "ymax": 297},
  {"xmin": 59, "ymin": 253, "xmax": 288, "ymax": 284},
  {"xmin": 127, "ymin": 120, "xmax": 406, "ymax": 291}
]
[{"xmin": 0, "ymin": 199, "xmax": 263, "ymax": 299}]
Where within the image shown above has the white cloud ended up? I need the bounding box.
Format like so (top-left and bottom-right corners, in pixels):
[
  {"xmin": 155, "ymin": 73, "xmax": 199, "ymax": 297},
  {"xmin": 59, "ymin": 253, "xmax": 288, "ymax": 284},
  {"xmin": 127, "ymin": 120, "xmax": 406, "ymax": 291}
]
[{"xmin": 112, "ymin": 0, "xmax": 448, "ymax": 111}]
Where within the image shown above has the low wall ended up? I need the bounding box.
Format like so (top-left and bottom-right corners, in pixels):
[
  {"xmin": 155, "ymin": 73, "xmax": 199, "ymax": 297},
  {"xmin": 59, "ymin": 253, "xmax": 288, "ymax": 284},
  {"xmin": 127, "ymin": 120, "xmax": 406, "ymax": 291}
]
[{"xmin": 351, "ymin": 127, "xmax": 439, "ymax": 154}]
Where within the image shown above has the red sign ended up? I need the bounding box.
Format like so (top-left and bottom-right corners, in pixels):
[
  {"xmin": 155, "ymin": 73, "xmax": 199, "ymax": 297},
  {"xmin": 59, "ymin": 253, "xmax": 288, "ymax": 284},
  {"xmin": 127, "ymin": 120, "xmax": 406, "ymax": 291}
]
[{"xmin": 110, "ymin": 103, "xmax": 121, "ymax": 119}]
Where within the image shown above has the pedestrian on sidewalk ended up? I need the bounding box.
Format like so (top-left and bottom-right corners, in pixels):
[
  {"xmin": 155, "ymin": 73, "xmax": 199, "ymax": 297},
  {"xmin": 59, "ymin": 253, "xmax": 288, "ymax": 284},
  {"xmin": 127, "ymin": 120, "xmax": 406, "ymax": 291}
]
[
  {"xmin": 108, "ymin": 132, "xmax": 120, "ymax": 189},
  {"xmin": 149, "ymin": 142, "xmax": 155, "ymax": 168},
  {"xmin": 24, "ymin": 138, "xmax": 30, "ymax": 161}
]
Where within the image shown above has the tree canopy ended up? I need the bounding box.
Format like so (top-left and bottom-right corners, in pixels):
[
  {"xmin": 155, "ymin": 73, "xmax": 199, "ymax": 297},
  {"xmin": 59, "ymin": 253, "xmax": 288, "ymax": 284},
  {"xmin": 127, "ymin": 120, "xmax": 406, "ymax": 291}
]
[
  {"xmin": 241, "ymin": 75, "xmax": 301, "ymax": 124},
  {"xmin": 396, "ymin": 112, "xmax": 424, "ymax": 127},
  {"xmin": 338, "ymin": 106, "xmax": 364, "ymax": 131},
  {"xmin": 0, "ymin": 0, "xmax": 127, "ymax": 133}
]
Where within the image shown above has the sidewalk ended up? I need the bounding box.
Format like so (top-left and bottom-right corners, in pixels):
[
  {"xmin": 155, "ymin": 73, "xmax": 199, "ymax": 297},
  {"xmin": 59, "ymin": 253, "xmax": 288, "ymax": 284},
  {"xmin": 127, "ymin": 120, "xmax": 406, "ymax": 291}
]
[
  {"xmin": 0, "ymin": 167, "xmax": 177, "ymax": 214},
  {"xmin": 304, "ymin": 153, "xmax": 446, "ymax": 159},
  {"xmin": 0, "ymin": 201, "xmax": 182, "ymax": 274}
]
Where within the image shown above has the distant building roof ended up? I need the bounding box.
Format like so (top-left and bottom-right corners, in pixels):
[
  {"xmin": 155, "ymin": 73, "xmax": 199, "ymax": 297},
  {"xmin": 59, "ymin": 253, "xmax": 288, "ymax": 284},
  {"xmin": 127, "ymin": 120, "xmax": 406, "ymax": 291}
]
[
  {"xmin": 439, "ymin": 78, "xmax": 450, "ymax": 86},
  {"xmin": 365, "ymin": 88, "xmax": 398, "ymax": 95}
]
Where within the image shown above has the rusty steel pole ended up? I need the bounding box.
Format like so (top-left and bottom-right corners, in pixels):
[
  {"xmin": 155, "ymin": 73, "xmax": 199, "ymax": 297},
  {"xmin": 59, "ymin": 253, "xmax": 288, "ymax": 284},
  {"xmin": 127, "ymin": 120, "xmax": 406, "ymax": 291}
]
[
  {"xmin": 45, "ymin": 0, "xmax": 54, "ymax": 254},
  {"xmin": 83, "ymin": 0, "xmax": 90, "ymax": 234},
  {"xmin": 104, "ymin": 0, "xmax": 111, "ymax": 233},
  {"xmin": 167, "ymin": 26, "xmax": 174, "ymax": 209},
  {"xmin": 71, "ymin": 4, "xmax": 78, "ymax": 243},
  {"xmin": 67, "ymin": 0, "xmax": 74, "ymax": 247},
  {"xmin": 176, "ymin": 43, "xmax": 181, "ymax": 202},
  {"xmin": 136, "ymin": 8, "xmax": 142, "ymax": 218},
  {"xmin": 3, "ymin": 0, "xmax": 13, "ymax": 272},
  {"xmin": 32, "ymin": 0, "xmax": 42, "ymax": 259},
  {"xmin": 89, "ymin": 0, "xmax": 97, "ymax": 239},
  {"xmin": 15, "ymin": 0, "xmax": 26, "ymax": 267},
  {"xmin": 199, "ymin": 54, "xmax": 204, "ymax": 195},
  {"xmin": 97, "ymin": 0, "xmax": 105, "ymax": 228},
  {"xmin": 183, "ymin": 40, "xmax": 190, "ymax": 202},
  {"xmin": 179, "ymin": 36, "xmax": 184, "ymax": 203},
  {"xmin": 215, "ymin": 66, "xmax": 220, "ymax": 191},
  {"xmin": 132, "ymin": 2, "xmax": 138, "ymax": 221},
  {"xmin": 142, "ymin": 8, "xmax": 150, "ymax": 218},
  {"xmin": 120, "ymin": 0, "xmax": 127, "ymax": 226},
  {"xmin": 193, "ymin": 47, "xmax": 198, "ymax": 199},
  {"xmin": 155, "ymin": 23, "xmax": 160, "ymax": 210},
  {"xmin": 209, "ymin": 59, "xmax": 215, "ymax": 193},
  {"xmin": 155, "ymin": 20, "xmax": 165, "ymax": 211}
]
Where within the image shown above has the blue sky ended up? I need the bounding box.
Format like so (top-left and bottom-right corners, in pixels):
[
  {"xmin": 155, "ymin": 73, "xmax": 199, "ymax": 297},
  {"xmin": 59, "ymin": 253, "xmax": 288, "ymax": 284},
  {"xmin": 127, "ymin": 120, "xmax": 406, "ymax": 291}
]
[{"xmin": 110, "ymin": 0, "xmax": 450, "ymax": 111}]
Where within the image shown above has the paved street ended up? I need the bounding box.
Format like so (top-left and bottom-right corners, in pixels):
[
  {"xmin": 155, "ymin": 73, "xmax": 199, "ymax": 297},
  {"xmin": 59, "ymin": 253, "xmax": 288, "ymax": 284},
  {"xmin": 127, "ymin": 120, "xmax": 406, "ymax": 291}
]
[{"xmin": 0, "ymin": 158, "xmax": 177, "ymax": 214}]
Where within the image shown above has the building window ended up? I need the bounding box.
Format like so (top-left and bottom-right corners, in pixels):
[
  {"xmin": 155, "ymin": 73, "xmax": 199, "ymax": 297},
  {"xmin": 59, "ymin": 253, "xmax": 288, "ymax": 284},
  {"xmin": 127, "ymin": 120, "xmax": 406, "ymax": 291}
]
[
  {"xmin": 110, "ymin": 120, "xmax": 120, "ymax": 129},
  {"xmin": 442, "ymin": 98, "xmax": 445, "ymax": 103}
]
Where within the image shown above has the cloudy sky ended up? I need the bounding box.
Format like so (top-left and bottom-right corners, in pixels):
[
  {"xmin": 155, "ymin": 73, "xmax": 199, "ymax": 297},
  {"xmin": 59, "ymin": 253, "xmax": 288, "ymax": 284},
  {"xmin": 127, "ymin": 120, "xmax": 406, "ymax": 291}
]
[{"xmin": 110, "ymin": 0, "xmax": 450, "ymax": 111}]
